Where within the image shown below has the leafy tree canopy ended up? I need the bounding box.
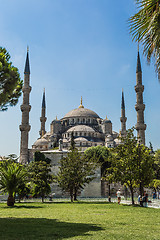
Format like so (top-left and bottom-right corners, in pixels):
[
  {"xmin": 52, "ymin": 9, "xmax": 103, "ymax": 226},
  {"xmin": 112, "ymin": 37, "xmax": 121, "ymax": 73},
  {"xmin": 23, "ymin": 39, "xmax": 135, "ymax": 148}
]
[
  {"xmin": 154, "ymin": 149, "xmax": 160, "ymax": 179},
  {"xmin": 28, "ymin": 160, "xmax": 53, "ymax": 202},
  {"xmin": 34, "ymin": 151, "xmax": 51, "ymax": 164},
  {"xmin": 84, "ymin": 145, "xmax": 111, "ymax": 177},
  {"xmin": 129, "ymin": 0, "xmax": 160, "ymax": 80},
  {"xmin": 0, "ymin": 47, "xmax": 22, "ymax": 111},
  {"xmin": 57, "ymin": 148, "xmax": 96, "ymax": 202},
  {"xmin": 108, "ymin": 128, "xmax": 154, "ymax": 205},
  {"xmin": 0, "ymin": 161, "xmax": 27, "ymax": 206}
]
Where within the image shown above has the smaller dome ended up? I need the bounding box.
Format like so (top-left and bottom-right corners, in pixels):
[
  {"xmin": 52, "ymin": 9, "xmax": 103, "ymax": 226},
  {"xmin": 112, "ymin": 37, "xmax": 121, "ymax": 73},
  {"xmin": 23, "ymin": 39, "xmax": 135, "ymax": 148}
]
[
  {"xmin": 106, "ymin": 134, "xmax": 113, "ymax": 140},
  {"xmin": 66, "ymin": 125, "xmax": 95, "ymax": 133},
  {"xmin": 103, "ymin": 116, "xmax": 111, "ymax": 123},
  {"xmin": 103, "ymin": 119, "xmax": 111, "ymax": 123},
  {"xmin": 42, "ymin": 132, "xmax": 51, "ymax": 138},
  {"xmin": 114, "ymin": 138, "xmax": 121, "ymax": 144},
  {"xmin": 33, "ymin": 138, "xmax": 48, "ymax": 146}
]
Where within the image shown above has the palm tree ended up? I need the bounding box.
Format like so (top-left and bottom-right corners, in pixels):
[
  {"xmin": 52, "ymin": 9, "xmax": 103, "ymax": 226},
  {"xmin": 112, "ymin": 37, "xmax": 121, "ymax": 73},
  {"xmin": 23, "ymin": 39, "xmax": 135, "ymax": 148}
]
[
  {"xmin": 129, "ymin": 0, "xmax": 160, "ymax": 80},
  {"xmin": 0, "ymin": 162, "xmax": 27, "ymax": 206}
]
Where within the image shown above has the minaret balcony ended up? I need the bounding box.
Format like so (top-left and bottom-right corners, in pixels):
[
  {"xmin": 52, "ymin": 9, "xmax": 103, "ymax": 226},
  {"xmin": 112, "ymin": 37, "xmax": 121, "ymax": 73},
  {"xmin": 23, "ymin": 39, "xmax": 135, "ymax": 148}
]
[
  {"xmin": 19, "ymin": 124, "xmax": 31, "ymax": 132},
  {"xmin": 120, "ymin": 117, "xmax": 127, "ymax": 122},
  {"xmin": 135, "ymin": 103, "xmax": 145, "ymax": 111},
  {"xmin": 22, "ymin": 86, "xmax": 32, "ymax": 93},
  {"xmin": 40, "ymin": 117, "xmax": 47, "ymax": 122},
  {"xmin": 20, "ymin": 104, "xmax": 31, "ymax": 112},
  {"xmin": 135, "ymin": 84, "xmax": 144, "ymax": 93},
  {"xmin": 135, "ymin": 123, "xmax": 146, "ymax": 131}
]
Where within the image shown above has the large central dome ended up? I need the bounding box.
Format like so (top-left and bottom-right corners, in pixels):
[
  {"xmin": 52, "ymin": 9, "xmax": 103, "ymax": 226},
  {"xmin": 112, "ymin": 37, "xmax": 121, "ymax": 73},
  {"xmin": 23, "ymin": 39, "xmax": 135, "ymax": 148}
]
[
  {"xmin": 62, "ymin": 97, "xmax": 100, "ymax": 119},
  {"xmin": 63, "ymin": 107, "xmax": 100, "ymax": 119}
]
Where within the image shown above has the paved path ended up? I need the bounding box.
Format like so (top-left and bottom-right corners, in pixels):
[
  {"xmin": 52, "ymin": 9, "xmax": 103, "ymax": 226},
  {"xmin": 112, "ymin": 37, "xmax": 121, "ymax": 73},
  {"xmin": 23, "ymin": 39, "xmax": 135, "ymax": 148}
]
[{"xmin": 120, "ymin": 199, "xmax": 160, "ymax": 209}]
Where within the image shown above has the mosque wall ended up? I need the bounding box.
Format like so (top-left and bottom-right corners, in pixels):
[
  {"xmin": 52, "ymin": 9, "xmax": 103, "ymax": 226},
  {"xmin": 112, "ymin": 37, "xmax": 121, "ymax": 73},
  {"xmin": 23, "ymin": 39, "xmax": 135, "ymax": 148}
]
[{"xmin": 44, "ymin": 151, "xmax": 102, "ymax": 198}]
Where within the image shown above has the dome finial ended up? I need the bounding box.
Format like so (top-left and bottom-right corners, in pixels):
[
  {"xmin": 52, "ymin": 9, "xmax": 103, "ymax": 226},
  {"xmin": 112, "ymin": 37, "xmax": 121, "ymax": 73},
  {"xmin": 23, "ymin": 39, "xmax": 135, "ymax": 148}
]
[{"xmin": 79, "ymin": 96, "xmax": 84, "ymax": 108}]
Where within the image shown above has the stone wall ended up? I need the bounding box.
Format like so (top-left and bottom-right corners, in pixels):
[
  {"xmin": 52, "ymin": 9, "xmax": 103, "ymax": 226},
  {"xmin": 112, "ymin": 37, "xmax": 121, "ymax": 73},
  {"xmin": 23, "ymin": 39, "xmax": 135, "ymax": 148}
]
[{"xmin": 43, "ymin": 150, "xmax": 102, "ymax": 198}]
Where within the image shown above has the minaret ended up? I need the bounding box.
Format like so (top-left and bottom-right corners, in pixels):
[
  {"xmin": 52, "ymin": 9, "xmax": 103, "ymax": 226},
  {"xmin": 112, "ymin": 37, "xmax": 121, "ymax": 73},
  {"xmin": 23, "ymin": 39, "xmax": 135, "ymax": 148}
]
[
  {"xmin": 19, "ymin": 47, "xmax": 31, "ymax": 164},
  {"xmin": 135, "ymin": 50, "xmax": 146, "ymax": 145},
  {"xmin": 39, "ymin": 89, "xmax": 47, "ymax": 137},
  {"xmin": 120, "ymin": 89, "xmax": 127, "ymax": 137}
]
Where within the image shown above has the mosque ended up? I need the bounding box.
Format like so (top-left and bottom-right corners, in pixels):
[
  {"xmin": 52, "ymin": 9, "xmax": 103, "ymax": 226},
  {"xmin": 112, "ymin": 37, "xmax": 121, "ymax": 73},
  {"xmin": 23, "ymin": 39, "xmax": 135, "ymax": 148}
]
[
  {"xmin": 32, "ymin": 94, "xmax": 125, "ymax": 152},
  {"xmin": 19, "ymin": 49, "xmax": 146, "ymax": 197}
]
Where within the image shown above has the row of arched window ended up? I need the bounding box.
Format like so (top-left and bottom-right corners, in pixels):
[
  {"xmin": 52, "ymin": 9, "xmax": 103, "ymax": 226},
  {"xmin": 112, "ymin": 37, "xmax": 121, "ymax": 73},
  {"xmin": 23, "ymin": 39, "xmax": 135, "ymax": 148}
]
[{"xmin": 63, "ymin": 131, "xmax": 100, "ymax": 138}]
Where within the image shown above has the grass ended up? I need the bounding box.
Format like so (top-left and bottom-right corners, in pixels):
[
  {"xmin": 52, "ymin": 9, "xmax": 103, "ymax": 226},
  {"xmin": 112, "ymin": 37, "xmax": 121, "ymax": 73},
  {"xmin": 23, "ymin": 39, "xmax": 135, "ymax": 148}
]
[{"xmin": 0, "ymin": 201, "xmax": 159, "ymax": 240}]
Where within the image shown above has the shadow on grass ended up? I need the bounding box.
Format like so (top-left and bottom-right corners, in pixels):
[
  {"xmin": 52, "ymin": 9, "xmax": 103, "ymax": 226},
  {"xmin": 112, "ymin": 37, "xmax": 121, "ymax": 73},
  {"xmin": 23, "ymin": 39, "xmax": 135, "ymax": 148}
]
[
  {"xmin": 44, "ymin": 201, "xmax": 113, "ymax": 205},
  {"xmin": 0, "ymin": 218, "xmax": 103, "ymax": 240},
  {"xmin": 1, "ymin": 204, "xmax": 43, "ymax": 209}
]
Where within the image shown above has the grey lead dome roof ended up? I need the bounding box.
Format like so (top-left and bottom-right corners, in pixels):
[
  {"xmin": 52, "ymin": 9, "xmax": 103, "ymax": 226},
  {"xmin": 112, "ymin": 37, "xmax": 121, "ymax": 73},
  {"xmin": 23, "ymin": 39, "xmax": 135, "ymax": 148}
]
[
  {"xmin": 66, "ymin": 125, "xmax": 95, "ymax": 133},
  {"xmin": 63, "ymin": 108, "xmax": 100, "ymax": 119}
]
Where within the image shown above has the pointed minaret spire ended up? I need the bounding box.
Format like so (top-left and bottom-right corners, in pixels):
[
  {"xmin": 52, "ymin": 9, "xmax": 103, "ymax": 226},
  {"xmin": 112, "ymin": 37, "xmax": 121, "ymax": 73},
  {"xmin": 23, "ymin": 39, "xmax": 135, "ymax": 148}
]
[
  {"xmin": 135, "ymin": 50, "xmax": 146, "ymax": 145},
  {"xmin": 136, "ymin": 51, "xmax": 142, "ymax": 73},
  {"xmin": 121, "ymin": 88, "xmax": 125, "ymax": 109},
  {"xmin": 39, "ymin": 89, "xmax": 47, "ymax": 137},
  {"xmin": 42, "ymin": 88, "xmax": 46, "ymax": 108},
  {"xmin": 19, "ymin": 48, "xmax": 32, "ymax": 164},
  {"xmin": 120, "ymin": 89, "xmax": 127, "ymax": 137},
  {"xmin": 79, "ymin": 96, "xmax": 84, "ymax": 108},
  {"xmin": 24, "ymin": 46, "xmax": 30, "ymax": 74}
]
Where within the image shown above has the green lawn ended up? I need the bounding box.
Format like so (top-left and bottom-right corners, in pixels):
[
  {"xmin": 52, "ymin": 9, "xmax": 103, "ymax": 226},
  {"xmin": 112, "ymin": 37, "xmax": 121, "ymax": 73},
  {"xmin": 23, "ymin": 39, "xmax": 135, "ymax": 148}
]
[{"xmin": 0, "ymin": 201, "xmax": 159, "ymax": 240}]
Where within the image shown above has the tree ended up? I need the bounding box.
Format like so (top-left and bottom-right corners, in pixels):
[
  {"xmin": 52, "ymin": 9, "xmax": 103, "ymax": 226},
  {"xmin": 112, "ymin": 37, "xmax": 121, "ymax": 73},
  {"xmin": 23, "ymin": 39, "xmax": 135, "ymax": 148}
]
[
  {"xmin": 84, "ymin": 146, "xmax": 111, "ymax": 201},
  {"xmin": 0, "ymin": 47, "xmax": 22, "ymax": 111},
  {"xmin": 70, "ymin": 131, "xmax": 75, "ymax": 150},
  {"xmin": 34, "ymin": 151, "xmax": 51, "ymax": 164},
  {"xmin": 129, "ymin": 0, "xmax": 160, "ymax": 80},
  {"xmin": 16, "ymin": 182, "xmax": 30, "ymax": 203},
  {"xmin": 149, "ymin": 179, "xmax": 160, "ymax": 198},
  {"xmin": 28, "ymin": 160, "xmax": 53, "ymax": 203},
  {"xmin": 108, "ymin": 128, "xmax": 154, "ymax": 205},
  {"xmin": 154, "ymin": 149, "xmax": 160, "ymax": 179},
  {"xmin": 57, "ymin": 148, "xmax": 96, "ymax": 202},
  {"xmin": 0, "ymin": 161, "xmax": 27, "ymax": 206},
  {"xmin": 134, "ymin": 144, "xmax": 154, "ymax": 198}
]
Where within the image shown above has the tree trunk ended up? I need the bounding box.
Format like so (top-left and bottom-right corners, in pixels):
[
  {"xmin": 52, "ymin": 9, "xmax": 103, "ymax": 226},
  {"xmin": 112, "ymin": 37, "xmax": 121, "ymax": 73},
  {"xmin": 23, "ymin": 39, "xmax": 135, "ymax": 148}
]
[
  {"xmin": 124, "ymin": 186, "xmax": 127, "ymax": 200},
  {"xmin": 139, "ymin": 182, "xmax": 144, "ymax": 197},
  {"xmin": 108, "ymin": 183, "xmax": 111, "ymax": 202},
  {"xmin": 70, "ymin": 189, "xmax": 73, "ymax": 202},
  {"xmin": 139, "ymin": 182, "xmax": 144, "ymax": 207},
  {"xmin": 7, "ymin": 195, "xmax": 15, "ymax": 207},
  {"xmin": 74, "ymin": 188, "xmax": 77, "ymax": 201},
  {"xmin": 129, "ymin": 186, "xmax": 134, "ymax": 205},
  {"xmin": 42, "ymin": 195, "xmax": 44, "ymax": 203}
]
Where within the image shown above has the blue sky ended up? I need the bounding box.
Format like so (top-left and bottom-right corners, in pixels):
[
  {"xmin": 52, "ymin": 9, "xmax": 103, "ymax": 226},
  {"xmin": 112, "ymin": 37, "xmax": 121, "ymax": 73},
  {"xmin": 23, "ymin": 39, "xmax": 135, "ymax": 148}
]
[{"xmin": 0, "ymin": 0, "xmax": 160, "ymax": 157}]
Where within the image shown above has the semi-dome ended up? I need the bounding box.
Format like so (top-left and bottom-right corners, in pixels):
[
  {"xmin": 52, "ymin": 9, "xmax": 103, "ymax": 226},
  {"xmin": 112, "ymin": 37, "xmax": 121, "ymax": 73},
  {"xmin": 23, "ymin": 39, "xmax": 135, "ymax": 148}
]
[
  {"xmin": 63, "ymin": 108, "xmax": 100, "ymax": 119},
  {"xmin": 33, "ymin": 138, "xmax": 48, "ymax": 146},
  {"xmin": 66, "ymin": 125, "xmax": 95, "ymax": 133}
]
